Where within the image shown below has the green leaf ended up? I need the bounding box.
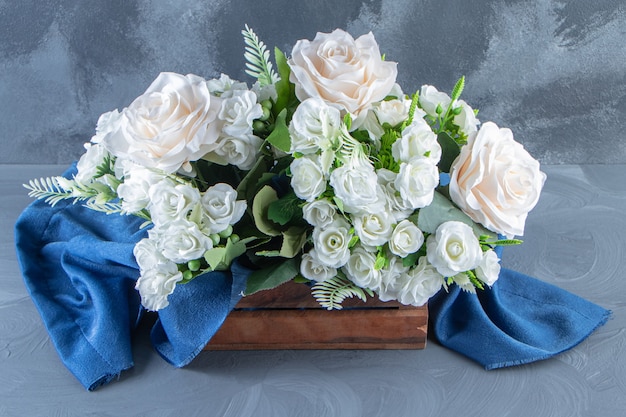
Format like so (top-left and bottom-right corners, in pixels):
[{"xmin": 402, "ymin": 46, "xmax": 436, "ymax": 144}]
[
  {"xmin": 437, "ymin": 131, "xmax": 461, "ymax": 173},
  {"xmin": 252, "ymin": 185, "xmax": 282, "ymax": 236},
  {"xmin": 204, "ymin": 237, "xmax": 248, "ymax": 271},
  {"xmin": 236, "ymin": 155, "xmax": 271, "ymax": 202},
  {"xmin": 278, "ymin": 226, "xmax": 307, "ymax": 258},
  {"xmin": 244, "ymin": 257, "xmax": 300, "ymax": 295},
  {"xmin": 402, "ymin": 252, "xmax": 420, "ymax": 268},
  {"xmin": 265, "ymin": 108, "xmax": 291, "ymax": 153},
  {"xmin": 274, "ymin": 47, "xmax": 293, "ymax": 115},
  {"xmin": 451, "ymin": 76, "xmax": 465, "ymax": 101},
  {"xmin": 417, "ymin": 191, "xmax": 496, "ymax": 239},
  {"xmin": 267, "ymin": 190, "xmax": 302, "ymax": 226}
]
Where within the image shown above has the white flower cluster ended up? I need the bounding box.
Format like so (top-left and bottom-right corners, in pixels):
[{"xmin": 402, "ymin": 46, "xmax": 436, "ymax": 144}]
[
  {"xmin": 73, "ymin": 72, "xmax": 259, "ymax": 311},
  {"xmin": 285, "ymin": 29, "xmax": 545, "ymax": 306}
]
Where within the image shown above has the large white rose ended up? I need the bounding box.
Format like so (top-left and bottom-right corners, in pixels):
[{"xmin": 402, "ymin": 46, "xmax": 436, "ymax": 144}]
[
  {"xmin": 394, "ymin": 159, "xmax": 439, "ymax": 209},
  {"xmin": 302, "ymin": 199, "xmax": 337, "ymax": 228},
  {"xmin": 135, "ymin": 261, "xmax": 183, "ymax": 311},
  {"xmin": 392, "ymin": 119, "xmax": 441, "ymax": 164},
  {"xmin": 288, "ymin": 29, "xmax": 397, "ymax": 121},
  {"xmin": 201, "ymin": 183, "xmax": 247, "ymax": 235},
  {"xmin": 300, "ymin": 249, "xmax": 337, "ymax": 282},
  {"xmin": 312, "ymin": 218, "xmax": 352, "ymax": 268},
  {"xmin": 289, "ymin": 97, "xmax": 342, "ymax": 155},
  {"xmin": 352, "ymin": 211, "xmax": 393, "ymax": 247},
  {"xmin": 342, "ymin": 245, "xmax": 381, "ymax": 290},
  {"xmin": 389, "ymin": 220, "xmax": 424, "ymax": 258},
  {"xmin": 150, "ymin": 219, "xmax": 214, "ymax": 264},
  {"xmin": 393, "ymin": 257, "xmax": 444, "ymax": 306},
  {"xmin": 449, "ymin": 122, "xmax": 547, "ymax": 237},
  {"xmin": 100, "ymin": 72, "xmax": 223, "ymax": 174},
  {"xmin": 426, "ymin": 221, "xmax": 482, "ymax": 277},
  {"xmin": 290, "ymin": 155, "xmax": 327, "ymax": 202}
]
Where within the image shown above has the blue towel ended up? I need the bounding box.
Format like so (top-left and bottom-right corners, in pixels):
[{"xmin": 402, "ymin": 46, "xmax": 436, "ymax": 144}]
[{"xmin": 14, "ymin": 167, "xmax": 609, "ymax": 390}]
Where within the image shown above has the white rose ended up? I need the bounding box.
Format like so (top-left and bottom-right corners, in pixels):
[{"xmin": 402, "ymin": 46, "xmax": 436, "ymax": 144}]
[
  {"xmin": 393, "ymin": 257, "xmax": 444, "ymax": 306},
  {"xmin": 389, "ymin": 220, "xmax": 424, "ymax": 258},
  {"xmin": 302, "ymin": 199, "xmax": 337, "ymax": 228},
  {"xmin": 206, "ymin": 74, "xmax": 248, "ymax": 97},
  {"xmin": 290, "ymin": 155, "xmax": 327, "ymax": 202},
  {"xmin": 300, "ymin": 249, "xmax": 337, "ymax": 282},
  {"xmin": 101, "ymin": 72, "xmax": 223, "ymax": 174},
  {"xmin": 426, "ymin": 221, "xmax": 482, "ymax": 277},
  {"xmin": 133, "ymin": 237, "xmax": 169, "ymax": 272},
  {"xmin": 342, "ymin": 245, "xmax": 381, "ymax": 290},
  {"xmin": 453, "ymin": 99, "xmax": 479, "ymax": 135},
  {"xmin": 330, "ymin": 160, "xmax": 384, "ymax": 214},
  {"xmin": 392, "ymin": 119, "xmax": 441, "ymax": 164},
  {"xmin": 203, "ymin": 134, "xmax": 263, "ymax": 171},
  {"xmin": 419, "ymin": 85, "xmax": 451, "ymax": 117},
  {"xmin": 289, "ymin": 97, "xmax": 341, "ymax": 155},
  {"xmin": 148, "ymin": 180, "xmax": 201, "ymax": 226},
  {"xmin": 90, "ymin": 110, "xmax": 123, "ymax": 144},
  {"xmin": 135, "ymin": 261, "xmax": 183, "ymax": 311},
  {"xmin": 394, "ymin": 159, "xmax": 439, "ymax": 209},
  {"xmin": 374, "ymin": 98, "xmax": 417, "ymax": 127},
  {"xmin": 377, "ymin": 256, "xmax": 409, "ymax": 302},
  {"xmin": 150, "ymin": 219, "xmax": 213, "ymax": 264},
  {"xmin": 219, "ymin": 90, "xmax": 263, "ymax": 137},
  {"xmin": 475, "ymin": 249, "xmax": 501, "ymax": 286},
  {"xmin": 376, "ymin": 168, "xmax": 412, "ymax": 221},
  {"xmin": 312, "ymin": 218, "xmax": 352, "ymax": 268},
  {"xmin": 288, "ymin": 29, "xmax": 397, "ymax": 119},
  {"xmin": 352, "ymin": 211, "xmax": 393, "ymax": 247},
  {"xmin": 75, "ymin": 143, "xmax": 110, "ymax": 183},
  {"xmin": 251, "ymin": 81, "xmax": 278, "ymax": 102},
  {"xmin": 449, "ymin": 122, "xmax": 547, "ymax": 237},
  {"xmin": 201, "ymin": 183, "xmax": 247, "ymax": 235},
  {"xmin": 117, "ymin": 166, "xmax": 166, "ymax": 213}
]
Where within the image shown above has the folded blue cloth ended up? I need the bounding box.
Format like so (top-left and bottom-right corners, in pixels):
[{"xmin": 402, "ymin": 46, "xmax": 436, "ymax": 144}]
[{"xmin": 14, "ymin": 167, "xmax": 610, "ymax": 390}]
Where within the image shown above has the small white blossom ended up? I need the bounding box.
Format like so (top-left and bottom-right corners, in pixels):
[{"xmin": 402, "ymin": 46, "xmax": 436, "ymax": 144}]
[
  {"xmin": 206, "ymin": 74, "xmax": 248, "ymax": 97},
  {"xmin": 302, "ymin": 199, "xmax": 337, "ymax": 228},
  {"xmin": 219, "ymin": 90, "xmax": 263, "ymax": 137},
  {"xmin": 330, "ymin": 160, "xmax": 384, "ymax": 214},
  {"xmin": 395, "ymin": 159, "xmax": 439, "ymax": 209},
  {"xmin": 342, "ymin": 245, "xmax": 381, "ymax": 290},
  {"xmin": 392, "ymin": 119, "xmax": 441, "ymax": 164},
  {"xmin": 453, "ymin": 99, "xmax": 480, "ymax": 135},
  {"xmin": 289, "ymin": 97, "xmax": 341, "ymax": 155},
  {"xmin": 426, "ymin": 221, "xmax": 482, "ymax": 277},
  {"xmin": 201, "ymin": 183, "xmax": 247, "ymax": 235},
  {"xmin": 419, "ymin": 85, "xmax": 452, "ymax": 117},
  {"xmin": 135, "ymin": 261, "xmax": 184, "ymax": 311},
  {"xmin": 300, "ymin": 249, "xmax": 337, "ymax": 282},
  {"xmin": 389, "ymin": 220, "xmax": 424, "ymax": 258},
  {"xmin": 148, "ymin": 180, "xmax": 201, "ymax": 226},
  {"xmin": 475, "ymin": 249, "xmax": 501, "ymax": 286},
  {"xmin": 117, "ymin": 166, "xmax": 165, "ymax": 213},
  {"xmin": 352, "ymin": 211, "xmax": 394, "ymax": 247},
  {"xmin": 290, "ymin": 155, "xmax": 326, "ymax": 202},
  {"xmin": 312, "ymin": 218, "xmax": 352, "ymax": 268},
  {"xmin": 394, "ymin": 257, "xmax": 444, "ymax": 306},
  {"xmin": 150, "ymin": 219, "xmax": 213, "ymax": 264},
  {"xmin": 204, "ymin": 134, "xmax": 263, "ymax": 170}
]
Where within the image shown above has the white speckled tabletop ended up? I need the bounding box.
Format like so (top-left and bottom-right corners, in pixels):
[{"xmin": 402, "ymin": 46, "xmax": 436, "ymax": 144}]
[{"xmin": 2, "ymin": 164, "xmax": 625, "ymax": 417}]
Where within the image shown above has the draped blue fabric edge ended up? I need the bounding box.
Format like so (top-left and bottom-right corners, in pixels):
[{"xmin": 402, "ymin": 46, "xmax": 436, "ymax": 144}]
[{"xmin": 14, "ymin": 165, "xmax": 610, "ymax": 390}]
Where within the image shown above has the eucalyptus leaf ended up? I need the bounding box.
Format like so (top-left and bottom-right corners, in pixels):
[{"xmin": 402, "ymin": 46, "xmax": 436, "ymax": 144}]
[
  {"xmin": 244, "ymin": 257, "xmax": 300, "ymax": 295},
  {"xmin": 417, "ymin": 191, "xmax": 496, "ymax": 239},
  {"xmin": 437, "ymin": 132, "xmax": 460, "ymax": 173},
  {"xmin": 252, "ymin": 185, "xmax": 281, "ymax": 236}
]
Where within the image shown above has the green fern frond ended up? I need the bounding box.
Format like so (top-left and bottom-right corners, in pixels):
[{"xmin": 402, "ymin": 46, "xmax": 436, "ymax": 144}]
[
  {"xmin": 311, "ymin": 275, "xmax": 369, "ymax": 310},
  {"xmin": 83, "ymin": 200, "xmax": 125, "ymax": 215},
  {"xmin": 23, "ymin": 177, "xmax": 75, "ymax": 207},
  {"xmin": 242, "ymin": 25, "xmax": 279, "ymax": 86}
]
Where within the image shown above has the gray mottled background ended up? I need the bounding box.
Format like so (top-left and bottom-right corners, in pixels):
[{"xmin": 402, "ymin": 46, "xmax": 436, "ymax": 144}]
[{"xmin": 1, "ymin": 0, "xmax": 625, "ymax": 164}]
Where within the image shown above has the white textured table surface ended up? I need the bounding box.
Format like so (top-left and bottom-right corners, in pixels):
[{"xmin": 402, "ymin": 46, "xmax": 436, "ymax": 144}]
[{"xmin": 1, "ymin": 164, "xmax": 625, "ymax": 417}]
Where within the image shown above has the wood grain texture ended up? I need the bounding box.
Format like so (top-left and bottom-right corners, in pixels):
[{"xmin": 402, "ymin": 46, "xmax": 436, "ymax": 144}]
[{"xmin": 206, "ymin": 281, "xmax": 428, "ymax": 350}]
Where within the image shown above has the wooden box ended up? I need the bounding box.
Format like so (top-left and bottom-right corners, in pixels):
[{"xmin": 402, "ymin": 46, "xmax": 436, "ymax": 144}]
[{"xmin": 204, "ymin": 281, "xmax": 428, "ymax": 350}]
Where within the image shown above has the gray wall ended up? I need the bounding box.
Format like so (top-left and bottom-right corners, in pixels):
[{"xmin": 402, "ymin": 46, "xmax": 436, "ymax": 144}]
[{"xmin": 1, "ymin": 0, "xmax": 624, "ymax": 165}]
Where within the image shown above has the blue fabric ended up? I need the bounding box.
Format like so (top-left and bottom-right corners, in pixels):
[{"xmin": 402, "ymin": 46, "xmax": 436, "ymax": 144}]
[
  {"xmin": 14, "ymin": 166, "xmax": 609, "ymax": 389},
  {"xmin": 14, "ymin": 166, "xmax": 251, "ymax": 390},
  {"xmin": 428, "ymin": 264, "xmax": 611, "ymax": 369}
]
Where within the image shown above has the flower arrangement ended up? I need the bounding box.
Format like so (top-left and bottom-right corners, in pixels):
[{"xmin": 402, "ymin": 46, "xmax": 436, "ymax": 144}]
[{"xmin": 25, "ymin": 26, "xmax": 546, "ymax": 312}]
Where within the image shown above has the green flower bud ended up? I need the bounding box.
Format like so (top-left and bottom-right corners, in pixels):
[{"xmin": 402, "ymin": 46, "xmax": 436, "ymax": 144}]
[
  {"xmin": 259, "ymin": 106, "xmax": 271, "ymax": 121},
  {"xmin": 188, "ymin": 259, "xmax": 201, "ymax": 272},
  {"xmin": 253, "ymin": 120, "xmax": 266, "ymax": 131},
  {"xmin": 218, "ymin": 225, "xmax": 233, "ymax": 238},
  {"xmin": 210, "ymin": 234, "xmax": 221, "ymax": 246}
]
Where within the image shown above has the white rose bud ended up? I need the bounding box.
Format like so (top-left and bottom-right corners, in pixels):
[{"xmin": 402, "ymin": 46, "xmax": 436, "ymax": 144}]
[
  {"xmin": 389, "ymin": 220, "xmax": 424, "ymax": 258},
  {"xmin": 419, "ymin": 85, "xmax": 451, "ymax": 117},
  {"xmin": 453, "ymin": 99, "xmax": 479, "ymax": 135},
  {"xmin": 475, "ymin": 249, "xmax": 501, "ymax": 286},
  {"xmin": 290, "ymin": 155, "xmax": 327, "ymax": 202},
  {"xmin": 426, "ymin": 221, "xmax": 483, "ymax": 277}
]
